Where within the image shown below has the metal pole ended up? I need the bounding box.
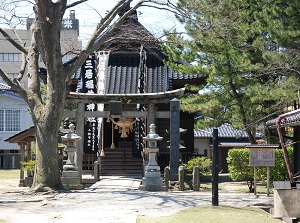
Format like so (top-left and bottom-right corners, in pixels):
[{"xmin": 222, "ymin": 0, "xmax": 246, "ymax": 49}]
[{"xmin": 212, "ymin": 128, "xmax": 219, "ymax": 206}]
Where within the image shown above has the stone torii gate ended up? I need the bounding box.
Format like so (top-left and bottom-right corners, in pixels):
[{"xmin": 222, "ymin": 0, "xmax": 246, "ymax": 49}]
[{"xmin": 63, "ymin": 88, "xmax": 184, "ymax": 180}]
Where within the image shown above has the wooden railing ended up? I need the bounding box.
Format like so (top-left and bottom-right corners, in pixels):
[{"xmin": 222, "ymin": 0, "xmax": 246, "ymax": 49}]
[{"xmin": 82, "ymin": 154, "xmax": 97, "ymax": 172}]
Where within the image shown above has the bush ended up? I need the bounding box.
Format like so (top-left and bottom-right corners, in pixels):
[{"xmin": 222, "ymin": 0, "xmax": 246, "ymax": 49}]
[
  {"xmin": 183, "ymin": 156, "xmax": 212, "ymax": 176},
  {"xmin": 20, "ymin": 160, "xmax": 36, "ymax": 177},
  {"xmin": 227, "ymin": 149, "xmax": 254, "ymax": 191},
  {"xmin": 227, "ymin": 147, "xmax": 293, "ymax": 192}
]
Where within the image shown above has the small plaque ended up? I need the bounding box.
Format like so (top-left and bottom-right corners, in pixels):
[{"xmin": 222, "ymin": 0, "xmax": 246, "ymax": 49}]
[{"xmin": 249, "ymin": 148, "xmax": 275, "ymax": 166}]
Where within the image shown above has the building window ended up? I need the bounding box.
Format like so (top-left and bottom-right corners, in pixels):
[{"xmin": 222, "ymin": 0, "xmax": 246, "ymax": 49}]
[
  {"xmin": 0, "ymin": 53, "xmax": 44, "ymax": 62},
  {"xmin": 0, "ymin": 53, "xmax": 22, "ymax": 62},
  {"xmin": 0, "ymin": 110, "xmax": 21, "ymax": 131}
]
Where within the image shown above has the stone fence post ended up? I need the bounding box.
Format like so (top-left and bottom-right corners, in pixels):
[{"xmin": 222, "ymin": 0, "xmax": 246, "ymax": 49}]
[
  {"xmin": 193, "ymin": 166, "xmax": 200, "ymax": 191},
  {"xmin": 164, "ymin": 166, "xmax": 170, "ymax": 190},
  {"xmin": 178, "ymin": 166, "xmax": 184, "ymax": 191}
]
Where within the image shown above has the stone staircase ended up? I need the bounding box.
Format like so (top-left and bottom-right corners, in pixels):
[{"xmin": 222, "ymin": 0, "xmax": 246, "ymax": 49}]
[{"xmin": 99, "ymin": 147, "xmax": 143, "ymax": 177}]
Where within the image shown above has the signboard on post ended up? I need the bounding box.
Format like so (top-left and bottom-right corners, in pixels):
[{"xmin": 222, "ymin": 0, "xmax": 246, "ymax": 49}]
[
  {"xmin": 248, "ymin": 145, "xmax": 278, "ymax": 196},
  {"xmin": 249, "ymin": 148, "xmax": 275, "ymax": 167}
]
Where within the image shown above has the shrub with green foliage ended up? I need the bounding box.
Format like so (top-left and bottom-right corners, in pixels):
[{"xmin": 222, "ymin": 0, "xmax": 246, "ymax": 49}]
[
  {"xmin": 227, "ymin": 147, "xmax": 293, "ymax": 192},
  {"xmin": 183, "ymin": 156, "xmax": 212, "ymax": 176},
  {"xmin": 227, "ymin": 149, "xmax": 254, "ymax": 191},
  {"xmin": 20, "ymin": 160, "xmax": 36, "ymax": 177}
]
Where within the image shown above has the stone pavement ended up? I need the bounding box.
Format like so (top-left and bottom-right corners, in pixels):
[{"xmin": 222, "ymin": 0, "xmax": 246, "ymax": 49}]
[{"xmin": 0, "ymin": 176, "xmax": 274, "ymax": 223}]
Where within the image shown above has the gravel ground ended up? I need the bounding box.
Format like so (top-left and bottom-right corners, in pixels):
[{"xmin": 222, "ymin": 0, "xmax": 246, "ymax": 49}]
[{"xmin": 0, "ymin": 176, "xmax": 274, "ymax": 223}]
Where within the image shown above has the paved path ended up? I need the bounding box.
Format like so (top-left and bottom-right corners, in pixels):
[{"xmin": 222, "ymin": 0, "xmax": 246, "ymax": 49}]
[{"xmin": 0, "ymin": 176, "xmax": 274, "ymax": 223}]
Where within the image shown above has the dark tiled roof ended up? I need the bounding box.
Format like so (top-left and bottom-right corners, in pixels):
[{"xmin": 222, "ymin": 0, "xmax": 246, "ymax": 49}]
[
  {"xmin": 194, "ymin": 123, "xmax": 249, "ymax": 138},
  {"xmin": 105, "ymin": 53, "xmax": 168, "ymax": 94},
  {"xmin": 266, "ymin": 111, "xmax": 300, "ymax": 129},
  {"xmin": 101, "ymin": 52, "xmax": 209, "ymax": 94},
  {"xmin": 5, "ymin": 126, "xmax": 35, "ymax": 143}
]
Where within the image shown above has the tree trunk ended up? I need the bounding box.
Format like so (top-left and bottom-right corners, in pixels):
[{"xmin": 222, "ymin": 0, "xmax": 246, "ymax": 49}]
[
  {"xmin": 228, "ymin": 78, "xmax": 257, "ymax": 144},
  {"xmin": 33, "ymin": 122, "xmax": 63, "ymax": 190},
  {"xmin": 30, "ymin": 68, "xmax": 65, "ymax": 191},
  {"xmin": 29, "ymin": 1, "xmax": 67, "ymax": 191},
  {"xmin": 246, "ymin": 130, "xmax": 257, "ymax": 144}
]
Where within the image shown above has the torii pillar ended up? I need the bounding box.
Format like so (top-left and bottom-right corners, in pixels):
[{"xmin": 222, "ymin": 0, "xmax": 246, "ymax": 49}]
[{"xmin": 18, "ymin": 142, "xmax": 25, "ymax": 187}]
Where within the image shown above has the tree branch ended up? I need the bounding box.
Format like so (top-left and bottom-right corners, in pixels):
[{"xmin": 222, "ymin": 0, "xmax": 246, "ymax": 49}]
[
  {"xmin": 65, "ymin": 0, "xmax": 143, "ymax": 77},
  {"xmin": 17, "ymin": 51, "xmax": 28, "ymax": 81},
  {"xmin": 66, "ymin": 0, "xmax": 89, "ymax": 9},
  {"xmin": 0, "ymin": 68, "xmax": 27, "ymax": 98},
  {"xmin": 0, "ymin": 28, "xmax": 27, "ymax": 54}
]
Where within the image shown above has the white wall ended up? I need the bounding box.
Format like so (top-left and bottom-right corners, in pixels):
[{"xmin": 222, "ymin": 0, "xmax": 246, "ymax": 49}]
[
  {"xmin": 194, "ymin": 138, "xmax": 211, "ymax": 158},
  {"xmin": 0, "ymin": 93, "xmax": 33, "ymax": 150}
]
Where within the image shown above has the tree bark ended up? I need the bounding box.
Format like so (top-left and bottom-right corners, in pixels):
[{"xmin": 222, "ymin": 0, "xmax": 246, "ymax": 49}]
[
  {"xmin": 228, "ymin": 78, "xmax": 257, "ymax": 144},
  {"xmin": 28, "ymin": 1, "xmax": 67, "ymax": 190},
  {"xmin": 33, "ymin": 123, "xmax": 63, "ymax": 190}
]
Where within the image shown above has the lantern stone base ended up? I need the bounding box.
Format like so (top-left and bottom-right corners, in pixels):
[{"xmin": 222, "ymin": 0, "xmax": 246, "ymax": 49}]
[
  {"xmin": 61, "ymin": 171, "xmax": 84, "ymax": 190},
  {"xmin": 23, "ymin": 177, "xmax": 33, "ymax": 187},
  {"xmin": 139, "ymin": 170, "xmax": 166, "ymax": 191}
]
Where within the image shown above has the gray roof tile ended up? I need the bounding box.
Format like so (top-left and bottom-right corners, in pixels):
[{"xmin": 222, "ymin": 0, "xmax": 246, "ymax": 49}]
[
  {"xmin": 266, "ymin": 111, "xmax": 300, "ymax": 129},
  {"xmin": 194, "ymin": 123, "xmax": 249, "ymax": 138},
  {"xmin": 105, "ymin": 53, "xmax": 168, "ymax": 94}
]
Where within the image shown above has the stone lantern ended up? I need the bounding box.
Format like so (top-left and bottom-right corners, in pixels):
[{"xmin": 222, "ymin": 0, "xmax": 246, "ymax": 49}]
[
  {"xmin": 139, "ymin": 124, "xmax": 166, "ymax": 191},
  {"xmin": 61, "ymin": 124, "xmax": 84, "ymax": 189},
  {"xmin": 61, "ymin": 124, "xmax": 80, "ymax": 170}
]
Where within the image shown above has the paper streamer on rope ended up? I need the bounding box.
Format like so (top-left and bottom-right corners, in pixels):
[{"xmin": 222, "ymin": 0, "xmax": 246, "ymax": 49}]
[{"xmin": 132, "ymin": 46, "xmax": 146, "ymax": 158}]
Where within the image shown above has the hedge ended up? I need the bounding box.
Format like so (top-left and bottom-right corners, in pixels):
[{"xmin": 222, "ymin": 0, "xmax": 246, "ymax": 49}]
[{"xmin": 227, "ymin": 147, "xmax": 293, "ymax": 191}]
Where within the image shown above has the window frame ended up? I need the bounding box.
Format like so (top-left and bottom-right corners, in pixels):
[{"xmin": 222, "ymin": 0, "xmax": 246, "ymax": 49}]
[{"xmin": 0, "ymin": 109, "xmax": 21, "ymax": 132}]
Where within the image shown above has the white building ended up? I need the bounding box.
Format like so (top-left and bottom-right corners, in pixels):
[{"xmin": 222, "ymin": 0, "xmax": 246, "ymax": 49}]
[{"xmin": 0, "ymin": 83, "xmax": 33, "ymax": 168}]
